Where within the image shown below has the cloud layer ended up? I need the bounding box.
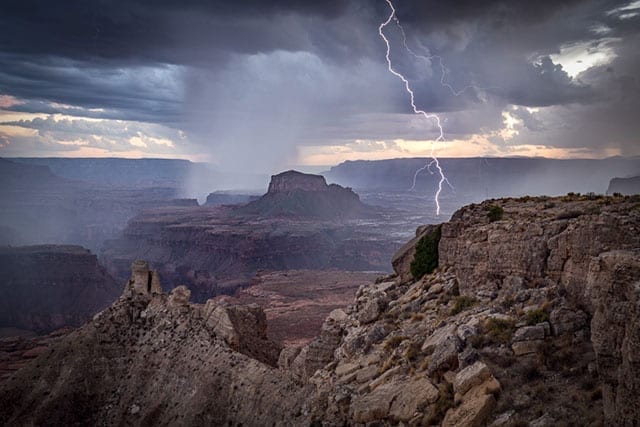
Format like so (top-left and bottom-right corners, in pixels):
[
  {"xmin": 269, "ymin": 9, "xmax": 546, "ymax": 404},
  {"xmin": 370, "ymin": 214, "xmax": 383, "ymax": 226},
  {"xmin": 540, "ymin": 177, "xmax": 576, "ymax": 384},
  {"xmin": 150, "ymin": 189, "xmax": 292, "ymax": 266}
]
[{"xmin": 0, "ymin": 0, "xmax": 638, "ymax": 170}]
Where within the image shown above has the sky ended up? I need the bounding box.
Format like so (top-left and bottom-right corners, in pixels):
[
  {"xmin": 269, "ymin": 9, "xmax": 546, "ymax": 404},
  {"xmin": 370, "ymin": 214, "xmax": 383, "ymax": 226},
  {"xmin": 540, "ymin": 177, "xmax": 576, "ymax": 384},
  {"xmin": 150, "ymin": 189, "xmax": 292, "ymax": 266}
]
[{"xmin": 0, "ymin": 0, "xmax": 638, "ymax": 173}]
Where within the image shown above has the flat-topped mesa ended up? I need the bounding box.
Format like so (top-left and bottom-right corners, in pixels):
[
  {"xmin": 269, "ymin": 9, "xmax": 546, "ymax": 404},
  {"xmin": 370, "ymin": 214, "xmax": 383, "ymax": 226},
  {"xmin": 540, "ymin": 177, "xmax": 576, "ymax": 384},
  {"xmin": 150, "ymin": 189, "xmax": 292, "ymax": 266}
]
[
  {"xmin": 267, "ymin": 170, "xmax": 328, "ymax": 193},
  {"xmin": 237, "ymin": 170, "xmax": 368, "ymax": 219}
]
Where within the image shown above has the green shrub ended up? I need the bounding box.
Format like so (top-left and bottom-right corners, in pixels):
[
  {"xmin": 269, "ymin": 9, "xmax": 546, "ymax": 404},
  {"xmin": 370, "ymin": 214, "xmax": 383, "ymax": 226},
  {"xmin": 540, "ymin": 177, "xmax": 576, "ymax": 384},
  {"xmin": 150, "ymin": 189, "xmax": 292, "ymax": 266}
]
[
  {"xmin": 525, "ymin": 309, "xmax": 549, "ymax": 325},
  {"xmin": 410, "ymin": 225, "xmax": 441, "ymax": 280},
  {"xmin": 450, "ymin": 295, "xmax": 477, "ymax": 315},
  {"xmin": 486, "ymin": 204, "xmax": 504, "ymax": 222}
]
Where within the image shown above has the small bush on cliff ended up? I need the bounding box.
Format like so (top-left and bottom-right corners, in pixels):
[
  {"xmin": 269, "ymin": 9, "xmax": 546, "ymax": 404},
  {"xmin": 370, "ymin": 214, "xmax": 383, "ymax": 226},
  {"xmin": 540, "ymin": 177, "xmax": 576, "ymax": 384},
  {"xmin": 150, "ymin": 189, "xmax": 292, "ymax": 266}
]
[
  {"xmin": 450, "ymin": 295, "xmax": 477, "ymax": 315},
  {"xmin": 484, "ymin": 318, "xmax": 516, "ymax": 343},
  {"xmin": 525, "ymin": 309, "xmax": 549, "ymax": 326},
  {"xmin": 486, "ymin": 204, "xmax": 504, "ymax": 222},
  {"xmin": 383, "ymin": 335, "xmax": 407, "ymax": 351},
  {"xmin": 410, "ymin": 225, "xmax": 441, "ymax": 280}
]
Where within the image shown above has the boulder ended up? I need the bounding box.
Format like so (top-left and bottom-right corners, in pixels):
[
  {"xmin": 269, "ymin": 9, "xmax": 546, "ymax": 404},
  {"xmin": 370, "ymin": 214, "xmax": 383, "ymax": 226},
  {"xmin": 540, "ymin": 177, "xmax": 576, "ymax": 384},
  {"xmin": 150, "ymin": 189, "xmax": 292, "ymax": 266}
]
[
  {"xmin": 422, "ymin": 323, "xmax": 462, "ymax": 374},
  {"xmin": 512, "ymin": 325, "xmax": 545, "ymax": 342},
  {"xmin": 511, "ymin": 340, "xmax": 543, "ymax": 356},
  {"xmin": 422, "ymin": 323, "xmax": 458, "ymax": 354},
  {"xmin": 453, "ymin": 361, "xmax": 492, "ymax": 395},
  {"xmin": 168, "ymin": 285, "xmax": 190, "ymax": 307},
  {"xmin": 428, "ymin": 334, "xmax": 462, "ymax": 375},
  {"xmin": 443, "ymin": 392, "xmax": 496, "ymax": 427},
  {"xmin": 358, "ymin": 298, "xmax": 382, "ymax": 324},
  {"xmin": 389, "ymin": 377, "xmax": 439, "ymax": 422},
  {"xmin": 550, "ymin": 308, "xmax": 587, "ymax": 336},
  {"xmin": 445, "ymin": 375, "xmax": 500, "ymax": 427},
  {"xmin": 351, "ymin": 376, "xmax": 438, "ymax": 423}
]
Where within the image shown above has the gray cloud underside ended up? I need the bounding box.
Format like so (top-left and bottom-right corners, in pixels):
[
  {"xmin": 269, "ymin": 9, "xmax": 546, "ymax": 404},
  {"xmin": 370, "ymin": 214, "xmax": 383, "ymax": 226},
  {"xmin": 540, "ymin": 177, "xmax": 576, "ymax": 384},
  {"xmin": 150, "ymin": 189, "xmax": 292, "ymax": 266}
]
[{"xmin": 0, "ymin": 0, "xmax": 638, "ymax": 168}]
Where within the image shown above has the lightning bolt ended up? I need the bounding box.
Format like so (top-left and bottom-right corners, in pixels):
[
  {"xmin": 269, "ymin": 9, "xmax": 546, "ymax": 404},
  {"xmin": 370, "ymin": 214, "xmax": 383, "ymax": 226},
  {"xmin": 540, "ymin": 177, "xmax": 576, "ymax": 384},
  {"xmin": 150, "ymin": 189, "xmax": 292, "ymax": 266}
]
[
  {"xmin": 378, "ymin": 0, "xmax": 450, "ymax": 215},
  {"xmin": 394, "ymin": 19, "xmax": 482, "ymax": 98}
]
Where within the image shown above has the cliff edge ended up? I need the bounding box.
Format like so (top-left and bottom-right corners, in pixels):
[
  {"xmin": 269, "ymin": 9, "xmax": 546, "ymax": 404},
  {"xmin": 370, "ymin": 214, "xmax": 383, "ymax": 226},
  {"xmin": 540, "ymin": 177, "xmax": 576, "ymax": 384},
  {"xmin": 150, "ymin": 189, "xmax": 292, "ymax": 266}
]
[{"xmin": 2, "ymin": 194, "xmax": 639, "ymax": 425}]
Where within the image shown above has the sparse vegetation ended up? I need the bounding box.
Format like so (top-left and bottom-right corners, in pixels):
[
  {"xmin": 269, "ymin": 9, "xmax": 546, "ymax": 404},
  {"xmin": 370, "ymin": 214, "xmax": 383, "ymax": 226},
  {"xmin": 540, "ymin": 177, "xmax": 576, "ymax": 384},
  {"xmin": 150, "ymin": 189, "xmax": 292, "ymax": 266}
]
[
  {"xmin": 383, "ymin": 335, "xmax": 407, "ymax": 351},
  {"xmin": 450, "ymin": 295, "xmax": 477, "ymax": 315},
  {"xmin": 484, "ymin": 317, "xmax": 516, "ymax": 343},
  {"xmin": 419, "ymin": 357, "xmax": 430, "ymax": 372},
  {"xmin": 585, "ymin": 205, "xmax": 601, "ymax": 215},
  {"xmin": 525, "ymin": 309, "xmax": 549, "ymax": 326},
  {"xmin": 427, "ymin": 382, "xmax": 454, "ymax": 425},
  {"xmin": 411, "ymin": 313, "xmax": 425, "ymax": 322},
  {"xmin": 410, "ymin": 225, "xmax": 441, "ymax": 280},
  {"xmin": 486, "ymin": 204, "xmax": 504, "ymax": 222},
  {"xmin": 500, "ymin": 296, "xmax": 515, "ymax": 310},
  {"xmin": 404, "ymin": 340, "xmax": 421, "ymax": 362},
  {"xmin": 380, "ymin": 354, "xmax": 396, "ymax": 373},
  {"xmin": 519, "ymin": 362, "xmax": 542, "ymax": 381},
  {"xmin": 584, "ymin": 192, "xmax": 602, "ymax": 200}
]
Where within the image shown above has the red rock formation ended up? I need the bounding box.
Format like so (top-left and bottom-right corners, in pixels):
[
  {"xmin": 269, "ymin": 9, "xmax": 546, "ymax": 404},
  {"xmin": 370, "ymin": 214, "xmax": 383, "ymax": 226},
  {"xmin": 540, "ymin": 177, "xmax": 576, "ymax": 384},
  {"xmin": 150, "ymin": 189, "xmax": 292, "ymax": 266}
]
[{"xmin": 267, "ymin": 170, "xmax": 328, "ymax": 193}]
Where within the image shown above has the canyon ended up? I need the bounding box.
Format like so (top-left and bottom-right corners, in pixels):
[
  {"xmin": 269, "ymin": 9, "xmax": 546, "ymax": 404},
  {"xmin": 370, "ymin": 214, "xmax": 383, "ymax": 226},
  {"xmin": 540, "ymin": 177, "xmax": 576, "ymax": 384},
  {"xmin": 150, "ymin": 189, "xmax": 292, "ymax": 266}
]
[
  {"xmin": 101, "ymin": 170, "xmax": 400, "ymax": 301},
  {"xmin": 2, "ymin": 194, "xmax": 638, "ymax": 425}
]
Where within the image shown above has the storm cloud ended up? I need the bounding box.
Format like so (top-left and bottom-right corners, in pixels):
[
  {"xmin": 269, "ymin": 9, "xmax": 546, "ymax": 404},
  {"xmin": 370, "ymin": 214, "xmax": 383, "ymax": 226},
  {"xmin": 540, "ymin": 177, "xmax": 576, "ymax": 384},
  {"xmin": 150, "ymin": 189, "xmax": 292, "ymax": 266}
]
[{"xmin": 0, "ymin": 0, "xmax": 638, "ymax": 170}]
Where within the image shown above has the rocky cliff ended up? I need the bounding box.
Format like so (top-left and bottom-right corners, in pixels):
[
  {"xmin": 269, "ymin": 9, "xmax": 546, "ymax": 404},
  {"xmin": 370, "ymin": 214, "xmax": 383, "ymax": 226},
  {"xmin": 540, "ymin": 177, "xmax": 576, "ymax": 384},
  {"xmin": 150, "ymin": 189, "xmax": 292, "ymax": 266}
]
[
  {"xmin": 0, "ymin": 245, "xmax": 120, "ymax": 334},
  {"xmin": 607, "ymin": 175, "xmax": 640, "ymax": 195},
  {"xmin": 0, "ymin": 261, "xmax": 305, "ymax": 425},
  {"xmin": 240, "ymin": 170, "xmax": 368, "ymax": 219},
  {"xmin": 2, "ymin": 194, "xmax": 639, "ymax": 425},
  {"xmin": 102, "ymin": 173, "xmax": 396, "ymax": 301},
  {"xmin": 204, "ymin": 191, "xmax": 259, "ymax": 206},
  {"xmin": 325, "ymin": 157, "xmax": 640, "ymax": 197},
  {"xmin": 268, "ymin": 170, "xmax": 328, "ymax": 193}
]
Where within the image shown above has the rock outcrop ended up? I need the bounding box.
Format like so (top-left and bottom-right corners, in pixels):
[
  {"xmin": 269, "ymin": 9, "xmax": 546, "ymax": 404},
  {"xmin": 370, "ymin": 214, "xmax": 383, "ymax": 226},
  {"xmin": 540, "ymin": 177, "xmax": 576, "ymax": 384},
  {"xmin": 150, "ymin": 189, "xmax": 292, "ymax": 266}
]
[
  {"xmin": 0, "ymin": 261, "xmax": 306, "ymax": 426},
  {"xmin": 267, "ymin": 170, "xmax": 329, "ymax": 193},
  {"xmin": 102, "ymin": 172, "xmax": 399, "ymax": 301},
  {"xmin": 607, "ymin": 175, "xmax": 640, "ymax": 195},
  {"xmin": 2, "ymin": 195, "xmax": 639, "ymax": 425},
  {"xmin": 587, "ymin": 250, "xmax": 640, "ymax": 424},
  {"xmin": 240, "ymin": 170, "xmax": 368, "ymax": 219},
  {"xmin": 0, "ymin": 245, "xmax": 120, "ymax": 334},
  {"xmin": 205, "ymin": 191, "xmax": 259, "ymax": 206}
]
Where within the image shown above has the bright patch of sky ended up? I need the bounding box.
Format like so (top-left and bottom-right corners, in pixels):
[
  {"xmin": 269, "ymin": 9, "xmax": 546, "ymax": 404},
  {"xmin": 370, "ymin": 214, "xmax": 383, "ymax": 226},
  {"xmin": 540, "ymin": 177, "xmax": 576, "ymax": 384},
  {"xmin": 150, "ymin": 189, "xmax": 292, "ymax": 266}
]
[{"xmin": 550, "ymin": 39, "xmax": 618, "ymax": 78}]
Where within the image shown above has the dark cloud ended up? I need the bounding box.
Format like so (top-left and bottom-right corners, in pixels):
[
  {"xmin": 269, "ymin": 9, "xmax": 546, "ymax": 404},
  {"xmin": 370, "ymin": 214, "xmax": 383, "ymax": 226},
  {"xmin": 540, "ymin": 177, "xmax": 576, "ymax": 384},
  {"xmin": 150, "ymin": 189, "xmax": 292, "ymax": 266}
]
[
  {"xmin": 0, "ymin": 53, "xmax": 184, "ymax": 123},
  {"xmin": 0, "ymin": 0, "xmax": 638, "ymax": 167},
  {"xmin": 394, "ymin": 0, "xmax": 588, "ymax": 27},
  {"xmin": 0, "ymin": 0, "xmax": 347, "ymax": 63}
]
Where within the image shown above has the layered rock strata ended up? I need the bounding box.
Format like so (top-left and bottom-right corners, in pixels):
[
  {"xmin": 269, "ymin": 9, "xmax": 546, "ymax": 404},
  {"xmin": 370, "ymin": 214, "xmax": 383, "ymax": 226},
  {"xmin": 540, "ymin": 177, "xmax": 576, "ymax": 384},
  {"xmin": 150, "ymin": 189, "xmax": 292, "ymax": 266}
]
[
  {"xmin": 0, "ymin": 245, "xmax": 120, "ymax": 333},
  {"xmin": 2, "ymin": 195, "xmax": 639, "ymax": 425}
]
